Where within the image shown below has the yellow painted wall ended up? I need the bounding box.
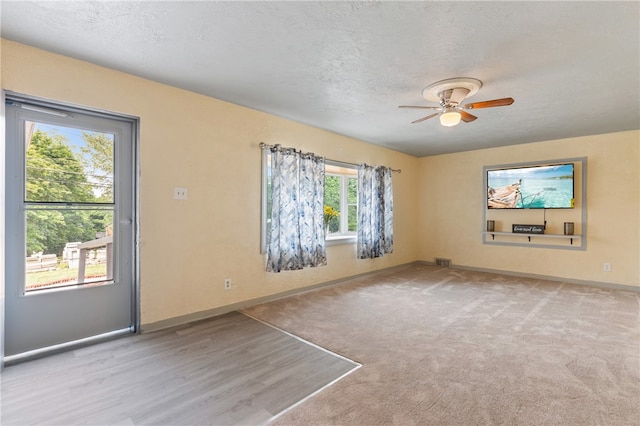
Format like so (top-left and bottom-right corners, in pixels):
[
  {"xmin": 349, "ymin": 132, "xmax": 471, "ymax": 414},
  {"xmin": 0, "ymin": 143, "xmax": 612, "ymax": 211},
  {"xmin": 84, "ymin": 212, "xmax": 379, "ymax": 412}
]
[
  {"xmin": 418, "ymin": 131, "xmax": 640, "ymax": 287},
  {"xmin": 1, "ymin": 40, "xmax": 420, "ymax": 326},
  {"xmin": 2, "ymin": 39, "xmax": 638, "ymax": 332}
]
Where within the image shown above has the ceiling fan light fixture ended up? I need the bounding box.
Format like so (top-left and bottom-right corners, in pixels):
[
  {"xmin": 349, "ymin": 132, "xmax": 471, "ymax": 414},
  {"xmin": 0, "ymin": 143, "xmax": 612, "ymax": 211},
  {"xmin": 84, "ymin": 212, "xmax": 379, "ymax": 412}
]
[
  {"xmin": 440, "ymin": 109, "xmax": 461, "ymax": 127},
  {"xmin": 401, "ymin": 77, "xmax": 513, "ymax": 128}
]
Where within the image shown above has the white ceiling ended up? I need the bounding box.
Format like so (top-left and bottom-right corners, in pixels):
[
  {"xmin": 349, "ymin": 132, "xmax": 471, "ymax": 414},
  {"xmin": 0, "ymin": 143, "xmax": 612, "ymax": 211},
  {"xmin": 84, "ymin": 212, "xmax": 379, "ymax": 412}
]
[{"xmin": 1, "ymin": 1, "xmax": 639, "ymax": 157}]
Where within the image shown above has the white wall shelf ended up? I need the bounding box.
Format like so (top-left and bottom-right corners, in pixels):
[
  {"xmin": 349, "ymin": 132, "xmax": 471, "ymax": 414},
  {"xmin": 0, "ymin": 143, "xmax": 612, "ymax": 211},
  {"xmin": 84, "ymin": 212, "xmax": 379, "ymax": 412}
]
[
  {"xmin": 482, "ymin": 231, "xmax": 582, "ymax": 245},
  {"xmin": 482, "ymin": 156, "xmax": 587, "ymax": 251}
]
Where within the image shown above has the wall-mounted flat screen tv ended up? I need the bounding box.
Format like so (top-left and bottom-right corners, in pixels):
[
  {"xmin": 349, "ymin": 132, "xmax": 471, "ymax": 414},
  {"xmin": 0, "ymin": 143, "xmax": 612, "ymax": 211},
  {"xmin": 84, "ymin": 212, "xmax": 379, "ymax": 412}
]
[{"xmin": 487, "ymin": 163, "xmax": 574, "ymax": 209}]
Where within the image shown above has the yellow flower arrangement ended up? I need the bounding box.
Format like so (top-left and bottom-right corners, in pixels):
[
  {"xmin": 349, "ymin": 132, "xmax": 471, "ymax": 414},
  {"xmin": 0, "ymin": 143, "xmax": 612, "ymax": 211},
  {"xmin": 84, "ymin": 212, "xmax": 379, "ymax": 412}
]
[{"xmin": 324, "ymin": 205, "xmax": 340, "ymax": 227}]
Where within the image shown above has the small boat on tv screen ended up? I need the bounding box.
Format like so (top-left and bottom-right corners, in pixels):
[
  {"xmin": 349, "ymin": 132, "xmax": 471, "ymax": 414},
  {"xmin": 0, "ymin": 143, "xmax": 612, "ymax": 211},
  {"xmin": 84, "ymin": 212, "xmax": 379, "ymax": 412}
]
[{"xmin": 487, "ymin": 163, "xmax": 574, "ymax": 209}]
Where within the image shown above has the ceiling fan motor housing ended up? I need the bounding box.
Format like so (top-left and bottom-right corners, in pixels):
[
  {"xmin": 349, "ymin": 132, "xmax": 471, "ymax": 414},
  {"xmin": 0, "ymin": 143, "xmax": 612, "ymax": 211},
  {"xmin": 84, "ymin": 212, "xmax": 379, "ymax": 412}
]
[
  {"xmin": 399, "ymin": 77, "xmax": 513, "ymax": 126},
  {"xmin": 438, "ymin": 88, "xmax": 470, "ymax": 106},
  {"xmin": 422, "ymin": 77, "xmax": 483, "ymax": 104}
]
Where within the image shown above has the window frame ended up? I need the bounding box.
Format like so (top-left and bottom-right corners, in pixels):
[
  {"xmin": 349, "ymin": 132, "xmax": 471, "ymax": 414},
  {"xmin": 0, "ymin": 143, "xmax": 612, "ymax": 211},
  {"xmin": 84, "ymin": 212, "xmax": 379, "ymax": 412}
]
[
  {"xmin": 261, "ymin": 148, "xmax": 271, "ymax": 253},
  {"xmin": 260, "ymin": 152, "xmax": 358, "ymax": 253},
  {"xmin": 324, "ymin": 162, "xmax": 358, "ymax": 245}
]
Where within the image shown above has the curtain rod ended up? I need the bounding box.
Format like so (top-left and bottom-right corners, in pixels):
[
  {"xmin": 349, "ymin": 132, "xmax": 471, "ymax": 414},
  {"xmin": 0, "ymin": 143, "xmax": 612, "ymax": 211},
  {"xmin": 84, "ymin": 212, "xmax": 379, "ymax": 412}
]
[{"xmin": 259, "ymin": 142, "xmax": 401, "ymax": 173}]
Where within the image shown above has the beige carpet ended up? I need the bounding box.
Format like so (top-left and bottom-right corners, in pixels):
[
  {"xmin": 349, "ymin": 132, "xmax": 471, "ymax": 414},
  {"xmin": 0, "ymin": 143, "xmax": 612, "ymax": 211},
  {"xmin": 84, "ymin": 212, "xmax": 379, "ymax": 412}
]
[{"xmin": 243, "ymin": 264, "xmax": 640, "ymax": 425}]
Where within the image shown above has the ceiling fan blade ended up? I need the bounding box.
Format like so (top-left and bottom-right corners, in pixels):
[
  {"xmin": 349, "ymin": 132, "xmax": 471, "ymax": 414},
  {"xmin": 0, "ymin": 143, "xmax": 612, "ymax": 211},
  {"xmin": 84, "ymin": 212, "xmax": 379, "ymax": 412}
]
[
  {"xmin": 411, "ymin": 112, "xmax": 440, "ymax": 124},
  {"xmin": 459, "ymin": 110, "xmax": 477, "ymax": 123},
  {"xmin": 398, "ymin": 105, "xmax": 441, "ymax": 110},
  {"xmin": 463, "ymin": 97, "xmax": 514, "ymax": 110},
  {"xmin": 449, "ymin": 88, "xmax": 470, "ymax": 105}
]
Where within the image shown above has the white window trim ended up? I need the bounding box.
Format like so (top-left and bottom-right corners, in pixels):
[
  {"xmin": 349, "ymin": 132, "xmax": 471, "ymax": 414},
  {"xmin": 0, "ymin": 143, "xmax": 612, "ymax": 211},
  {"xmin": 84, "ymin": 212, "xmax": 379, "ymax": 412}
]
[
  {"xmin": 324, "ymin": 172, "xmax": 357, "ymax": 240},
  {"xmin": 324, "ymin": 160, "xmax": 357, "ymax": 245},
  {"xmin": 261, "ymin": 148, "xmax": 270, "ymax": 253},
  {"xmin": 326, "ymin": 234, "xmax": 357, "ymax": 246}
]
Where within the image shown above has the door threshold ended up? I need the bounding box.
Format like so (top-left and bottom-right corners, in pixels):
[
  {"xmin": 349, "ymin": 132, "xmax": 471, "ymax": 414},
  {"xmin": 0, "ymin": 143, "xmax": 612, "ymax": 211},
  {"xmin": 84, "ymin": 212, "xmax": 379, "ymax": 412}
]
[{"xmin": 4, "ymin": 327, "xmax": 134, "ymax": 366}]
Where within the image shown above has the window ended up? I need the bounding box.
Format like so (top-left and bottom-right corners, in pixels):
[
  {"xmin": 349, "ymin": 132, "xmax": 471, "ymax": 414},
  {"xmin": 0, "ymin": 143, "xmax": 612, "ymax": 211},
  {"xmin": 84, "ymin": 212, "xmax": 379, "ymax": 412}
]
[
  {"xmin": 22, "ymin": 121, "xmax": 116, "ymax": 290},
  {"xmin": 324, "ymin": 163, "xmax": 358, "ymax": 239},
  {"xmin": 261, "ymin": 151, "xmax": 358, "ymax": 252}
]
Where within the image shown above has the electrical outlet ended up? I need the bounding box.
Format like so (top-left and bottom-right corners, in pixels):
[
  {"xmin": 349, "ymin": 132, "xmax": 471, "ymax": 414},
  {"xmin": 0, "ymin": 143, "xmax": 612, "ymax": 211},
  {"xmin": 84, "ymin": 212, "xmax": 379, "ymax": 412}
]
[
  {"xmin": 603, "ymin": 262, "xmax": 611, "ymax": 272},
  {"xmin": 224, "ymin": 278, "xmax": 231, "ymax": 290},
  {"xmin": 174, "ymin": 187, "xmax": 188, "ymax": 200}
]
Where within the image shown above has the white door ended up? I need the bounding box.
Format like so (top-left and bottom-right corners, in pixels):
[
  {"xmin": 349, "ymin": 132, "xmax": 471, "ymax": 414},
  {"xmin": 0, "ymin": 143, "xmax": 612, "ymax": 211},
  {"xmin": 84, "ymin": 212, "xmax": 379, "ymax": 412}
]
[{"xmin": 4, "ymin": 97, "xmax": 137, "ymax": 358}]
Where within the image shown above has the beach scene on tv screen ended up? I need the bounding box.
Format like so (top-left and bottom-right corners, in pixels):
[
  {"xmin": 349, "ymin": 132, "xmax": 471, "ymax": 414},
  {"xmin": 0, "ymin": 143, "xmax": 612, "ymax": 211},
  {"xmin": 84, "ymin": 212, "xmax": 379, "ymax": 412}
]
[{"xmin": 487, "ymin": 164, "xmax": 574, "ymax": 209}]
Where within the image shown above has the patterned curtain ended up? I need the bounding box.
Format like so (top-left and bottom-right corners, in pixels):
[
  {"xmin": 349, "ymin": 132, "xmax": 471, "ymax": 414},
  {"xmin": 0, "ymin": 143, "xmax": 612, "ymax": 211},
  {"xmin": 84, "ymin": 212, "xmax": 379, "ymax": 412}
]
[
  {"xmin": 266, "ymin": 146, "xmax": 327, "ymax": 272},
  {"xmin": 357, "ymin": 164, "xmax": 394, "ymax": 259}
]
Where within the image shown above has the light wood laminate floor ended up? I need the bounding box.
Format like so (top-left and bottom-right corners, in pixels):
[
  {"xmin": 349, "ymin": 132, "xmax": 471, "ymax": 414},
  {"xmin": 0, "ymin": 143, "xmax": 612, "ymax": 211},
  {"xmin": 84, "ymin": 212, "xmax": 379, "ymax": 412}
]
[{"xmin": 1, "ymin": 312, "xmax": 359, "ymax": 425}]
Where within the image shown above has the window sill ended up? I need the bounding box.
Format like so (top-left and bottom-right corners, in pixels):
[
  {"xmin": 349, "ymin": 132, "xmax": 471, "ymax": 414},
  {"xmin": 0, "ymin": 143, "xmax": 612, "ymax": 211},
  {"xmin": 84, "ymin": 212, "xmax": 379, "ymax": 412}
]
[{"xmin": 326, "ymin": 235, "xmax": 356, "ymax": 246}]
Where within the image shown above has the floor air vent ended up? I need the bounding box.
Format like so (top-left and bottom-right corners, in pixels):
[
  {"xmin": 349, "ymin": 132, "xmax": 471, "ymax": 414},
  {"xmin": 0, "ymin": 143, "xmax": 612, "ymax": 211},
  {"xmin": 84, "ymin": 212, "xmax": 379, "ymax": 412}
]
[{"xmin": 435, "ymin": 258, "xmax": 451, "ymax": 267}]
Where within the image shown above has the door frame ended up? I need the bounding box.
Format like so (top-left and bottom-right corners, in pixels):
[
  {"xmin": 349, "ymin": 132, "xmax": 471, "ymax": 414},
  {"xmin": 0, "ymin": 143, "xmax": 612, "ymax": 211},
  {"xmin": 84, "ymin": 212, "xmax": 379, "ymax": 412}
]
[
  {"xmin": 1, "ymin": 91, "xmax": 6, "ymax": 371},
  {"xmin": 2, "ymin": 91, "xmax": 140, "ymax": 364}
]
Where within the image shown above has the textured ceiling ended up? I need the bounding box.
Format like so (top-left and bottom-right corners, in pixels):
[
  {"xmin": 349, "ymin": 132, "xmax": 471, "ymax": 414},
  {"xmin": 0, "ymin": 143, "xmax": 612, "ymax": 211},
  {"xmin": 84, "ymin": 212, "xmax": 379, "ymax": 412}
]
[{"xmin": 1, "ymin": 1, "xmax": 639, "ymax": 157}]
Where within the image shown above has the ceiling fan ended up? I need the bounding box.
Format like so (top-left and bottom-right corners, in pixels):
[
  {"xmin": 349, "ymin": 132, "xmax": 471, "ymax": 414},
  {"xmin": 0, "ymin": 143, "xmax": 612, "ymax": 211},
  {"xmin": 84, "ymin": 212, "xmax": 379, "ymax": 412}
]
[{"xmin": 399, "ymin": 77, "xmax": 514, "ymax": 127}]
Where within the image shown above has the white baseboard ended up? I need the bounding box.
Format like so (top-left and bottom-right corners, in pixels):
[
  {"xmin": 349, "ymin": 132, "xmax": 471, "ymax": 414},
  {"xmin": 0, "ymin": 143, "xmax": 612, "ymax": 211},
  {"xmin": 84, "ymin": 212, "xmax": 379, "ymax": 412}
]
[
  {"xmin": 142, "ymin": 260, "xmax": 639, "ymax": 333},
  {"xmin": 416, "ymin": 260, "xmax": 640, "ymax": 293},
  {"xmin": 141, "ymin": 262, "xmax": 416, "ymax": 333}
]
